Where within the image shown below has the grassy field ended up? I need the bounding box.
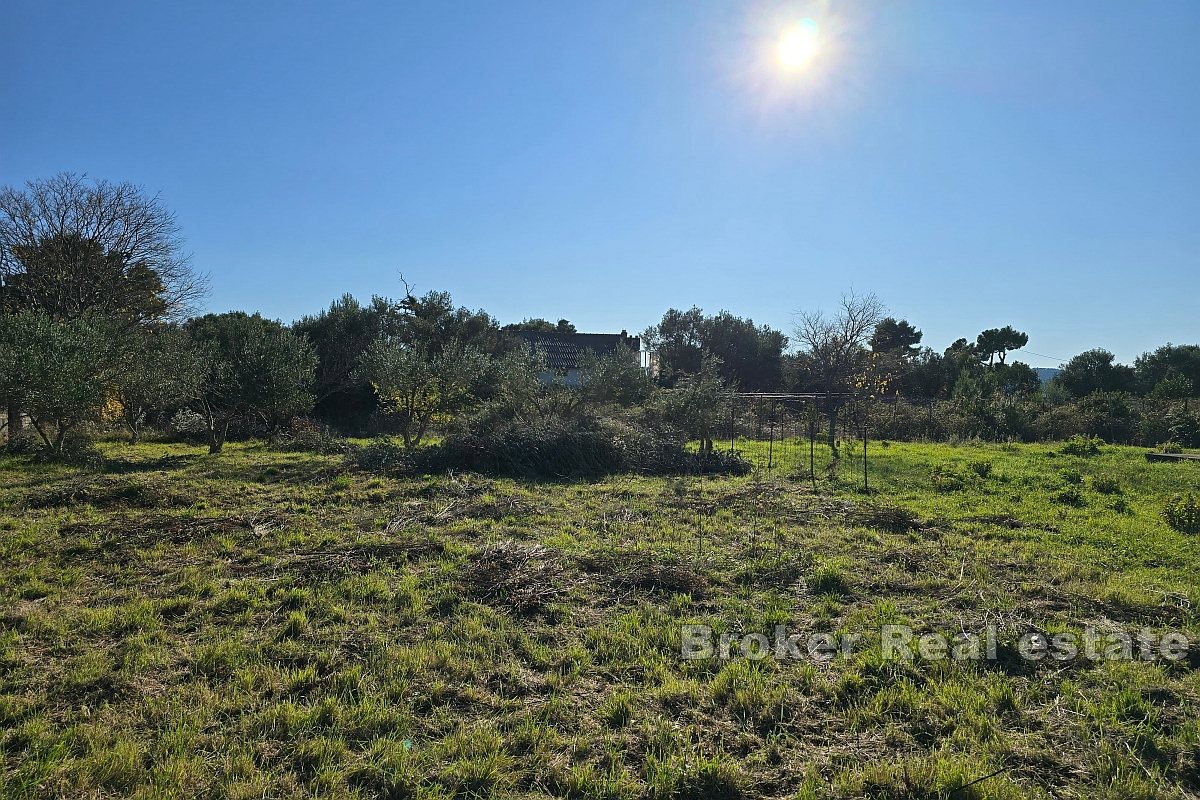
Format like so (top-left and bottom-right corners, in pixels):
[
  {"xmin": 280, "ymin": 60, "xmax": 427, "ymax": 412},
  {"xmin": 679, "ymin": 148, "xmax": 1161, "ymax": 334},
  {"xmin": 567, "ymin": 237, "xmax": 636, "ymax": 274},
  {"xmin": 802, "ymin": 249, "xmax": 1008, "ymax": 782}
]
[{"xmin": 1, "ymin": 438, "xmax": 1199, "ymax": 799}]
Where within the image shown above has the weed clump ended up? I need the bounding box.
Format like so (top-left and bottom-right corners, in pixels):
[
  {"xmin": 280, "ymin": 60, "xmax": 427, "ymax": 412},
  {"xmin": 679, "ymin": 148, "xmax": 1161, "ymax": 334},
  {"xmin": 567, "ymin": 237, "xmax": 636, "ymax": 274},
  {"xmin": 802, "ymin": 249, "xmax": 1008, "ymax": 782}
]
[
  {"xmin": 929, "ymin": 466, "xmax": 968, "ymax": 492},
  {"xmin": 808, "ymin": 558, "xmax": 851, "ymax": 595},
  {"xmin": 1058, "ymin": 468, "xmax": 1084, "ymax": 485},
  {"xmin": 24, "ymin": 476, "xmax": 182, "ymax": 510},
  {"xmin": 578, "ymin": 549, "xmax": 708, "ymax": 598},
  {"xmin": 1053, "ymin": 486, "xmax": 1087, "ymax": 508},
  {"xmin": 645, "ymin": 753, "xmax": 743, "ymax": 800},
  {"xmin": 967, "ymin": 459, "xmax": 993, "ymax": 479},
  {"xmin": 1060, "ymin": 435, "xmax": 1103, "ymax": 456},
  {"xmin": 1163, "ymin": 494, "xmax": 1200, "ymax": 534},
  {"xmin": 1090, "ymin": 474, "xmax": 1122, "ymax": 494}
]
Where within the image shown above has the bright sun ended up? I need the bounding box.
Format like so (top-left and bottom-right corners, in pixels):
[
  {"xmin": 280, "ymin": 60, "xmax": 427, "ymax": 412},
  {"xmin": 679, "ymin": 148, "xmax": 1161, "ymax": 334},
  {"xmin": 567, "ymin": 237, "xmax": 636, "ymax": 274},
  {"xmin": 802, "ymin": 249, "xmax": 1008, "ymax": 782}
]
[{"xmin": 776, "ymin": 19, "xmax": 820, "ymax": 71}]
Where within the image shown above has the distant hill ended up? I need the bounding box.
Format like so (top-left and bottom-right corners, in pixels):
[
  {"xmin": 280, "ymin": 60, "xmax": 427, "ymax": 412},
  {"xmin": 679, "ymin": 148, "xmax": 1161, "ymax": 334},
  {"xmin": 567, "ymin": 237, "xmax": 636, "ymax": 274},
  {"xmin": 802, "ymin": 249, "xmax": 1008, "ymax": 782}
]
[{"xmin": 1034, "ymin": 367, "xmax": 1061, "ymax": 384}]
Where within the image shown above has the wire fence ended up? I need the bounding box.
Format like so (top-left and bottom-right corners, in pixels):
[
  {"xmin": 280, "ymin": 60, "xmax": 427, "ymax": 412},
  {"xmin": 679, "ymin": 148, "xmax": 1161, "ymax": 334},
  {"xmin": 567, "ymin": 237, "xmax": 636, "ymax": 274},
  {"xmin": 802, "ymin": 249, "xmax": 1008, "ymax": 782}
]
[{"xmin": 722, "ymin": 394, "xmax": 880, "ymax": 490}]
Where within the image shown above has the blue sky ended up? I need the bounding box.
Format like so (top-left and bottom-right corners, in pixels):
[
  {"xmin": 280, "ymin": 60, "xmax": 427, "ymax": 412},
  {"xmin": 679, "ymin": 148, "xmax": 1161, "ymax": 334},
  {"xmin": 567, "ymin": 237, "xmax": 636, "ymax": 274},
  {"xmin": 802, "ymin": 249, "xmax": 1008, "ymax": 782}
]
[{"xmin": 3, "ymin": 1, "xmax": 1196, "ymax": 366}]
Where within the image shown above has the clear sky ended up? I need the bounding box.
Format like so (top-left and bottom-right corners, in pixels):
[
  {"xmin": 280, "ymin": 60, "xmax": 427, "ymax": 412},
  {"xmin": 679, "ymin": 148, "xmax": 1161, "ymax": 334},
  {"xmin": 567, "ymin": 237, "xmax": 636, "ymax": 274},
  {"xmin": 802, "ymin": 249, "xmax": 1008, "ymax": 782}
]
[{"xmin": 3, "ymin": 1, "xmax": 1197, "ymax": 366}]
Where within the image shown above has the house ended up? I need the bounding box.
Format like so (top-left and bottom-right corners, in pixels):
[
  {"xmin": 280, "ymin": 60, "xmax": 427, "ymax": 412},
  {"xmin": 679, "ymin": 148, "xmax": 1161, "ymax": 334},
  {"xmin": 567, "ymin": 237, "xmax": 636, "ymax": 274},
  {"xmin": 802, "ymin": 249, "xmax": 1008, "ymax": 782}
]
[{"xmin": 513, "ymin": 329, "xmax": 643, "ymax": 387}]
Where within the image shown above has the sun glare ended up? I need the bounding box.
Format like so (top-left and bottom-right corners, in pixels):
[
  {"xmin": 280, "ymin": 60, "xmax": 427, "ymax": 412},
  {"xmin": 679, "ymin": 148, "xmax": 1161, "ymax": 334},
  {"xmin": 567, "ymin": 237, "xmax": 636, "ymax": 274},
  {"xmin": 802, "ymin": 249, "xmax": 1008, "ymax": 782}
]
[
  {"xmin": 727, "ymin": 6, "xmax": 853, "ymax": 122},
  {"xmin": 777, "ymin": 19, "xmax": 820, "ymax": 71}
]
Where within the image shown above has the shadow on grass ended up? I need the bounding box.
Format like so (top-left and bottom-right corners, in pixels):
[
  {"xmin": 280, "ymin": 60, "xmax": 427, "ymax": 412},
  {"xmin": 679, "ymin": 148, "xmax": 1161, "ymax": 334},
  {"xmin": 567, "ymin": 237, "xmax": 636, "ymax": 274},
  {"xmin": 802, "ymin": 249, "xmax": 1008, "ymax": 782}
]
[{"xmin": 103, "ymin": 454, "xmax": 203, "ymax": 474}]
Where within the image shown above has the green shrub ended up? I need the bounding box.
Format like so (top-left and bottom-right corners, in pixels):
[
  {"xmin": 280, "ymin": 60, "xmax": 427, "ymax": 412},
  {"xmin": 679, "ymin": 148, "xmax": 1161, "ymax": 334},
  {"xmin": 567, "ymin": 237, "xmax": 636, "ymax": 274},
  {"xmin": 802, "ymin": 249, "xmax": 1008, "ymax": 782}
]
[
  {"xmin": 1158, "ymin": 441, "xmax": 1184, "ymax": 455},
  {"xmin": 2, "ymin": 430, "xmax": 44, "ymax": 456},
  {"xmin": 1163, "ymin": 494, "xmax": 1200, "ymax": 534},
  {"xmin": 1108, "ymin": 498, "xmax": 1131, "ymax": 514},
  {"xmin": 1090, "ymin": 475, "xmax": 1121, "ymax": 495},
  {"xmin": 4, "ymin": 428, "xmax": 101, "ymax": 465},
  {"xmin": 1060, "ymin": 435, "xmax": 1103, "ymax": 456}
]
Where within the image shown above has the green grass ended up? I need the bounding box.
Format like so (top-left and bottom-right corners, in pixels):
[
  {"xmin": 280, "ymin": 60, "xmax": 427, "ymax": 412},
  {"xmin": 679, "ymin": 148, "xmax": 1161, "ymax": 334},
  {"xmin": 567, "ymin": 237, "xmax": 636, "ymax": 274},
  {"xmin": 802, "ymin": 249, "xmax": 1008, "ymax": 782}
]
[{"xmin": 1, "ymin": 437, "xmax": 1198, "ymax": 798}]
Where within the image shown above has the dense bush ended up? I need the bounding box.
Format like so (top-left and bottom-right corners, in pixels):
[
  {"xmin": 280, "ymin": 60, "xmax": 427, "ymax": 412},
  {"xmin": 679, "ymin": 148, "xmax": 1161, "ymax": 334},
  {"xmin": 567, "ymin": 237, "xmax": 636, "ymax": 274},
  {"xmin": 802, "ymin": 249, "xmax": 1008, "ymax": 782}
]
[
  {"xmin": 1060, "ymin": 435, "xmax": 1103, "ymax": 456},
  {"xmin": 271, "ymin": 418, "xmax": 350, "ymax": 455},
  {"xmin": 851, "ymin": 398, "xmax": 1198, "ymax": 447},
  {"xmin": 869, "ymin": 400, "xmax": 947, "ymax": 442},
  {"xmin": 346, "ymin": 414, "xmax": 751, "ymax": 479},
  {"xmin": 429, "ymin": 415, "xmax": 750, "ymax": 478},
  {"xmin": 4, "ymin": 428, "xmax": 101, "ymax": 465},
  {"xmin": 2, "ymin": 430, "xmax": 44, "ymax": 456},
  {"xmin": 168, "ymin": 409, "xmax": 208, "ymax": 438},
  {"xmin": 433, "ymin": 416, "xmax": 628, "ymax": 477},
  {"xmin": 346, "ymin": 438, "xmax": 412, "ymax": 473}
]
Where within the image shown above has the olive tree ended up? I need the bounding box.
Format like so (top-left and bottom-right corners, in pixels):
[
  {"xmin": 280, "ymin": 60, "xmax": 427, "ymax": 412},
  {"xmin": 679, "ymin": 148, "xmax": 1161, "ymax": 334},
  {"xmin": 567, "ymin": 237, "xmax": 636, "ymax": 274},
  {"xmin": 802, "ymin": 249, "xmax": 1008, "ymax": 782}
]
[
  {"xmin": 579, "ymin": 345, "xmax": 654, "ymax": 408},
  {"xmin": 356, "ymin": 338, "xmax": 489, "ymax": 448},
  {"xmin": 185, "ymin": 313, "xmax": 317, "ymax": 454},
  {"xmin": 0, "ymin": 312, "xmax": 116, "ymax": 454},
  {"xmin": 112, "ymin": 328, "xmax": 207, "ymax": 442},
  {"xmin": 650, "ymin": 356, "xmax": 729, "ymax": 454}
]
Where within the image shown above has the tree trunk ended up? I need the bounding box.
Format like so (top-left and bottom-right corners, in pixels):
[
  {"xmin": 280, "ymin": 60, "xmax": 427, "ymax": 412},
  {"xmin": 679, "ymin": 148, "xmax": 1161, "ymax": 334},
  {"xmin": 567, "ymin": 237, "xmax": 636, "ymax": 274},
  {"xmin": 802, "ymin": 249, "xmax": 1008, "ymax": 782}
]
[
  {"xmin": 208, "ymin": 423, "xmax": 228, "ymax": 454},
  {"xmin": 207, "ymin": 419, "xmax": 230, "ymax": 454},
  {"xmin": 827, "ymin": 404, "xmax": 838, "ymax": 451},
  {"xmin": 124, "ymin": 407, "xmax": 142, "ymax": 444},
  {"xmin": 7, "ymin": 403, "xmax": 22, "ymax": 436}
]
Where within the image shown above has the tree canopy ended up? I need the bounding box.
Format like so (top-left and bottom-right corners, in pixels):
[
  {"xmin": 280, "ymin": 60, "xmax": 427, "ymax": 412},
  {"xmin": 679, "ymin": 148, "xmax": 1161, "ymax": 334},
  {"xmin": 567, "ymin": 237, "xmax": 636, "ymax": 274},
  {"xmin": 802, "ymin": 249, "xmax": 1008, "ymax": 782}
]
[
  {"xmin": 1054, "ymin": 349, "xmax": 1136, "ymax": 398},
  {"xmin": 975, "ymin": 326, "xmax": 1028, "ymax": 366},
  {"xmin": 644, "ymin": 307, "xmax": 787, "ymax": 391},
  {"xmin": 0, "ymin": 312, "xmax": 116, "ymax": 453}
]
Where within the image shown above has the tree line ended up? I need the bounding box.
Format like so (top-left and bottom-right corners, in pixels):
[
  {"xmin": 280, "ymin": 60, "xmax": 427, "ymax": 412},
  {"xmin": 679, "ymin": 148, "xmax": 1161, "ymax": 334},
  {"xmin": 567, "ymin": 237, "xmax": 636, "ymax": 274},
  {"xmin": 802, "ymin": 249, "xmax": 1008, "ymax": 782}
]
[{"xmin": 1, "ymin": 174, "xmax": 1196, "ymax": 458}]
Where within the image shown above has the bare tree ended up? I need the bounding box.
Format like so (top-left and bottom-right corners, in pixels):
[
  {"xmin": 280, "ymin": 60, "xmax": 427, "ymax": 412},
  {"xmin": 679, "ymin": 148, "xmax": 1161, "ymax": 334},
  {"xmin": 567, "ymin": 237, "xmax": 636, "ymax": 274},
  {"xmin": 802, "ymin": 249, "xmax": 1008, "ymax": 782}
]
[
  {"xmin": 793, "ymin": 291, "xmax": 885, "ymax": 449},
  {"xmin": 0, "ymin": 173, "xmax": 207, "ymax": 323}
]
